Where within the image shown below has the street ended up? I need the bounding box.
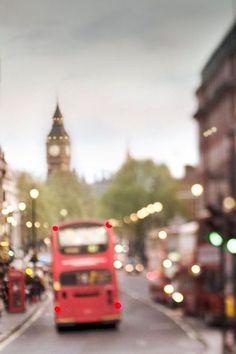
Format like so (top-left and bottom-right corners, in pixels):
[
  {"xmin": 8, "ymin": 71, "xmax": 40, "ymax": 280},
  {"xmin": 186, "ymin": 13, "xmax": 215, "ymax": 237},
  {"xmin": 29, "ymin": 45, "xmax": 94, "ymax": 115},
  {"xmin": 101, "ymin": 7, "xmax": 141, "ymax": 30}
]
[{"xmin": 0, "ymin": 273, "xmax": 204, "ymax": 354}]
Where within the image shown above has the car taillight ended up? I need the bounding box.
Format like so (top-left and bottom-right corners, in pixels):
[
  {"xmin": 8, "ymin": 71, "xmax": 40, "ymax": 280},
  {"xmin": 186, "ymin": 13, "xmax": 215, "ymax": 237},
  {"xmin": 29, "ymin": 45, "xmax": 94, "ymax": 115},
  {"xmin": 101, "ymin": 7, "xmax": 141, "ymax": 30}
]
[
  {"xmin": 54, "ymin": 305, "xmax": 61, "ymax": 314},
  {"xmin": 114, "ymin": 301, "xmax": 122, "ymax": 310}
]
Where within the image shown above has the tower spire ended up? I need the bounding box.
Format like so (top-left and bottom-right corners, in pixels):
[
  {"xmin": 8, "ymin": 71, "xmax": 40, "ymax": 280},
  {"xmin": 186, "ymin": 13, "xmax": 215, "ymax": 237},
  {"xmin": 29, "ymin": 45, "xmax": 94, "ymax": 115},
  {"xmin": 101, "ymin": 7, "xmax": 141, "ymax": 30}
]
[
  {"xmin": 53, "ymin": 102, "xmax": 63, "ymax": 119},
  {"xmin": 46, "ymin": 102, "xmax": 71, "ymax": 176}
]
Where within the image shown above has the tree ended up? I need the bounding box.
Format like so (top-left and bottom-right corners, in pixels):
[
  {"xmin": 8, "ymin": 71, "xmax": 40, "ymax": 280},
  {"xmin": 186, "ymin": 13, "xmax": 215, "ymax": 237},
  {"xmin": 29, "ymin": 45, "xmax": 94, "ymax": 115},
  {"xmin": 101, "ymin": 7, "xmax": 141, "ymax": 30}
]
[
  {"xmin": 99, "ymin": 157, "xmax": 179, "ymax": 221},
  {"xmin": 16, "ymin": 171, "xmax": 98, "ymax": 248},
  {"xmin": 98, "ymin": 157, "xmax": 181, "ymax": 260}
]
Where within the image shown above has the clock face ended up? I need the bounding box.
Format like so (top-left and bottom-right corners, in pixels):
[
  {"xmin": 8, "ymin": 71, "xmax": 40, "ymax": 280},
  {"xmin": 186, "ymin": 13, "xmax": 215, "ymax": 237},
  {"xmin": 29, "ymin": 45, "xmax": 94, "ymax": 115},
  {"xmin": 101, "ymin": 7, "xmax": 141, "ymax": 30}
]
[
  {"xmin": 49, "ymin": 144, "xmax": 60, "ymax": 157},
  {"xmin": 65, "ymin": 145, "xmax": 70, "ymax": 156}
]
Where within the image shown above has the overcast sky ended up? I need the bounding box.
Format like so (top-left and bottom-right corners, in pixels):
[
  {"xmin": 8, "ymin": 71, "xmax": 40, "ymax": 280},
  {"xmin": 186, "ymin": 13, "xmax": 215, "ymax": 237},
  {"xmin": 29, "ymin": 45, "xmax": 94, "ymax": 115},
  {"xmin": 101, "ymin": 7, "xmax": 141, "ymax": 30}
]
[{"xmin": 0, "ymin": 0, "xmax": 234, "ymax": 182}]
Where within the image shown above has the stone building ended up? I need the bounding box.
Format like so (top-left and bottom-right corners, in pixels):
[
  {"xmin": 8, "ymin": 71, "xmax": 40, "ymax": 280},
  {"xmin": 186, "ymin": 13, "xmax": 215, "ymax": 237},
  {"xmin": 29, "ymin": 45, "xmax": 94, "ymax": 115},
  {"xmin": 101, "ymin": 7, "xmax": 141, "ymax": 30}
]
[
  {"xmin": 194, "ymin": 22, "xmax": 236, "ymax": 206},
  {"xmin": 46, "ymin": 103, "xmax": 71, "ymax": 176}
]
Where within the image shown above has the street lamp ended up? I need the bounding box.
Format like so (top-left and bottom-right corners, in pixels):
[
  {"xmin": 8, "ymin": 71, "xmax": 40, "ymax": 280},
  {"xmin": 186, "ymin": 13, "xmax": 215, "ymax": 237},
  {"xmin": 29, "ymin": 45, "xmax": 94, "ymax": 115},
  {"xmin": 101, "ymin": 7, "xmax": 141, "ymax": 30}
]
[
  {"xmin": 191, "ymin": 184, "xmax": 204, "ymax": 197},
  {"xmin": 18, "ymin": 202, "xmax": 26, "ymax": 212},
  {"xmin": 59, "ymin": 208, "xmax": 68, "ymax": 221},
  {"xmin": 29, "ymin": 188, "xmax": 39, "ymax": 259},
  {"xmin": 191, "ymin": 183, "xmax": 204, "ymax": 217}
]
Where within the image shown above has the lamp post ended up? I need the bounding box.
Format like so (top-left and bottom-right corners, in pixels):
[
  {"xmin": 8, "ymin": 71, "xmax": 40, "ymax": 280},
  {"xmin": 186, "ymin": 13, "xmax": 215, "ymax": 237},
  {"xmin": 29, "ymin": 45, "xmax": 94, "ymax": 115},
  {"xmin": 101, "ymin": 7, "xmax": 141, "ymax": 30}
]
[
  {"xmin": 191, "ymin": 183, "xmax": 204, "ymax": 218},
  {"xmin": 29, "ymin": 189, "xmax": 39, "ymax": 261},
  {"xmin": 18, "ymin": 202, "xmax": 27, "ymax": 253}
]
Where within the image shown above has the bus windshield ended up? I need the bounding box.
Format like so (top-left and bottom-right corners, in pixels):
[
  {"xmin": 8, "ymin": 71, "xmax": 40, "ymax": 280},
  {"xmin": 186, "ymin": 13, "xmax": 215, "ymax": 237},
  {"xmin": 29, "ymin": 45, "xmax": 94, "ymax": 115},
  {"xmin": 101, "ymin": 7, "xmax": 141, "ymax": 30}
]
[{"xmin": 58, "ymin": 224, "xmax": 108, "ymax": 255}]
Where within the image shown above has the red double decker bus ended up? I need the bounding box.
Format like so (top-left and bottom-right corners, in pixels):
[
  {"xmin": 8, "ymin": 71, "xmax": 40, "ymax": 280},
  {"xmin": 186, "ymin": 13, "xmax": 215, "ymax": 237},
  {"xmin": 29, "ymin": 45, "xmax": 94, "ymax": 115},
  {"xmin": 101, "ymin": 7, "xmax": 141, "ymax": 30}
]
[{"xmin": 51, "ymin": 219, "xmax": 121, "ymax": 330}]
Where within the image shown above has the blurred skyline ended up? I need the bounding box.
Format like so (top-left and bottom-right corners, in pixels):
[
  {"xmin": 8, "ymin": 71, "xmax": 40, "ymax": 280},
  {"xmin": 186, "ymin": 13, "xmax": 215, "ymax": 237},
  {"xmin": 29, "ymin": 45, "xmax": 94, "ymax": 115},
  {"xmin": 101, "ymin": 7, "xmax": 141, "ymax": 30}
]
[{"xmin": 0, "ymin": 0, "xmax": 234, "ymax": 182}]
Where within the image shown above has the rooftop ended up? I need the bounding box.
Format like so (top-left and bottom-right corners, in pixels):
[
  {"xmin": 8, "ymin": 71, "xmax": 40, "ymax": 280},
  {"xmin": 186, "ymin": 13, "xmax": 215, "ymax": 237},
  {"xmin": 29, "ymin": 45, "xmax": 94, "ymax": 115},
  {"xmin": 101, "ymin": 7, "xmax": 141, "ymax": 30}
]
[{"xmin": 201, "ymin": 22, "xmax": 236, "ymax": 84}]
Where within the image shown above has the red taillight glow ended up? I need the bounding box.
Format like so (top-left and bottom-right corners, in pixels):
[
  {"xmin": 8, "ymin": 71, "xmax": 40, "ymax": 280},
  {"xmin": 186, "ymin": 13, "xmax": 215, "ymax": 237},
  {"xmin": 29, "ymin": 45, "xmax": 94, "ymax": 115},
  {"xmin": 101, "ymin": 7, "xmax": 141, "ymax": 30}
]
[
  {"xmin": 54, "ymin": 306, "xmax": 61, "ymax": 314},
  {"xmin": 52, "ymin": 225, "xmax": 59, "ymax": 232},
  {"xmin": 105, "ymin": 221, "xmax": 112, "ymax": 229},
  {"xmin": 114, "ymin": 302, "xmax": 122, "ymax": 310},
  {"xmin": 146, "ymin": 271, "xmax": 158, "ymax": 281}
]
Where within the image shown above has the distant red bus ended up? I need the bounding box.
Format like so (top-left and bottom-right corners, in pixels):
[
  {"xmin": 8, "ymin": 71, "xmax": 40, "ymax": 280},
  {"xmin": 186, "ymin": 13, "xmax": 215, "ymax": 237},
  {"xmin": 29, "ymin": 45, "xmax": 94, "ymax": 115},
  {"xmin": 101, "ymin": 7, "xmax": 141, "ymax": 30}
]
[{"xmin": 52, "ymin": 219, "xmax": 121, "ymax": 330}]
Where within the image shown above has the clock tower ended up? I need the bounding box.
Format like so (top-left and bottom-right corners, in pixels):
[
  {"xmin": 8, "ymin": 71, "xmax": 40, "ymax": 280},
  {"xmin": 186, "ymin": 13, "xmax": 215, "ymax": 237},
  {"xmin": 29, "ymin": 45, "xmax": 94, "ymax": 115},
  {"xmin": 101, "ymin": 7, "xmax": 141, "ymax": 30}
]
[{"xmin": 46, "ymin": 103, "xmax": 71, "ymax": 176}]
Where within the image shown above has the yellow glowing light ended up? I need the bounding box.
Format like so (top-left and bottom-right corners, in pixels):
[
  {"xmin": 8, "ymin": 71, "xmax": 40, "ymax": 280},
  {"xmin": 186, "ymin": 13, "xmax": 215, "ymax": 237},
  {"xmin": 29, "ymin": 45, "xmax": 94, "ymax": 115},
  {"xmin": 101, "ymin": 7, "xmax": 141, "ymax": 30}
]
[
  {"xmin": 18, "ymin": 202, "xmax": 26, "ymax": 211},
  {"xmin": 191, "ymin": 264, "xmax": 201, "ymax": 275},
  {"xmin": 44, "ymin": 238, "xmax": 51, "ymax": 246},
  {"xmin": 34, "ymin": 221, "xmax": 41, "ymax": 228},
  {"xmin": 130, "ymin": 213, "xmax": 138, "ymax": 222},
  {"xmin": 25, "ymin": 268, "xmax": 33, "ymax": 276},
  {"xmin": 137, "ymin": 210, "xmax": 144, "ymax": 219},
  {"xmin": 147, "ymin": 204, "xmax": 155, "ymax": 214},
  {"xmin": 153, "ymin": 202, "xmax": 163, "ymax": 212},
  {"xmin": 163, "ymin": 259, "xmax": 172, "ymax": 269},
  {"xmin": 164, "ymin": 284, "xmax": 174, "ymax": 295},
  {"xmin": 26, "ymin": 221, "xmax": 32, "ymax": 228},
  {"xmin": 60, "ymin": 208, "xmax": 68, "ymax": 217},
  {"xmin": 109, "ymin": 218, "xmax": 120, "ymax": 227},
  {"xmin": 53, "ymin": 281, "xmax": 61, "ymax": 291},
  {"xmin": 158, "ymin": 230, "xmax": 167, "ymax": 239},
  {"xmin": 0, "ymin": 241, "xmax": 9, "ymax": 247},
  {"xmin": 30, "ymin": 188, "xmax": 39, "ymax": 199},
  {"xmin": 11, "ymin": 219, "xmax": 17, "ymax": 227},
  {"xmin": 1, "ymin": 208, "xmax": 8, "ymax": 216},
  {"xmin": 142, "ymin": 207, "xmax": 149, "ymax": 217},
  {"xmin": 123, "ymin": 216, "xmax": 131, "ymax": 224},
  {"xmin": 113, "ymin": 260, "xmax": 123, "ymax": 270},
  {"xmin": 7, "ymin": 216, "xmax": 14, "ymax": 224},
  {"xmin": 88, "ymin": 244, "xmax": 99, "ymax": 253},
  {"xmin": 135, "ymin": 263, "xmax": 144, "ymax": 272},
  {"xmin": 115, "ymin": 244, "xmax": 123, "ymax": 253},
  {"xmin": 191, "ymin": 184, "xmax": 204, "ymax": 197},
  {"xmin": 223, "ymin": 197, "xmax": 236, "ymax": 211},
  {"xmin": 168, "ymin": 252, "xmax": 180, "ymax": 262},
  {"xmin": 172, "ymin": 292, "xmax": 184, "ymax": 303},
  {"xmin": 125, "ymin": 264, "xmax": 134, "ymax": 273}
]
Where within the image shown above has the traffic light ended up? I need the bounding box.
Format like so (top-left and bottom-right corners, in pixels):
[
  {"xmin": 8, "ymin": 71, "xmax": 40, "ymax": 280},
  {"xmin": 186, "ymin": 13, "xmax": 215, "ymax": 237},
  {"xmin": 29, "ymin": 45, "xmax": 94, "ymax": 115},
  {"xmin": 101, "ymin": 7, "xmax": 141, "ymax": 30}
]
[
  {"xmin": 206, "ymin": 205, "xmax": 236, "ymax": 253},
  {"xmin": 208, "ymin": 231, "xmax": 224, "ymax": 247},
  {"xmin": 206, "ymin": 204, "xmax": 225, "ymax": 247},
  {"xmin": 226, "ymin": 238, "xmax": 236, "ymax": 254}
]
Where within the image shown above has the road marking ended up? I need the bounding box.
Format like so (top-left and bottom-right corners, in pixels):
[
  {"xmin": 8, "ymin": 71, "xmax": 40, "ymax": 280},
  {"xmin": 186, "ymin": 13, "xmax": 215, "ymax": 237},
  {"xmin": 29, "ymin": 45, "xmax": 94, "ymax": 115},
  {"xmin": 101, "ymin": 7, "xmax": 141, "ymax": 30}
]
[{"xmin": 0, "ymin": 299, "xmax": 50, "ymax": 352}]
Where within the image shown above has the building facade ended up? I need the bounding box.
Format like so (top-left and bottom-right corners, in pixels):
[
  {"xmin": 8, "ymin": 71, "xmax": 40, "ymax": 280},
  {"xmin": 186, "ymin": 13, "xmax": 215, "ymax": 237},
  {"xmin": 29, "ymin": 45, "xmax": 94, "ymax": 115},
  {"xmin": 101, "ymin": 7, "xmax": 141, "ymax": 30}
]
[
  {"xmin": 46, "ymin": 104, "xmax": 71, "ymax": 176},
  {"xmin": 194, "ymin": 22, "xmax": 236, "ymax": 206},
  {"xmin": 0, "ymin": 147, "xmax": 7, "ymax": 238}
]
